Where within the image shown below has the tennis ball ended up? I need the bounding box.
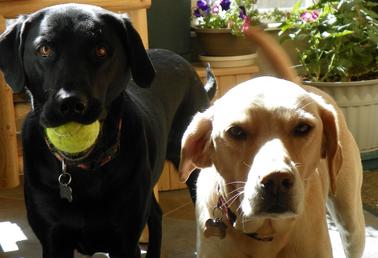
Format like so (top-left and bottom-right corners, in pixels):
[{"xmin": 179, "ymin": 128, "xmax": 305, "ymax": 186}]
[{"xmin": 45, "ymin": 121, "xmax": 100, "ymax": 154}]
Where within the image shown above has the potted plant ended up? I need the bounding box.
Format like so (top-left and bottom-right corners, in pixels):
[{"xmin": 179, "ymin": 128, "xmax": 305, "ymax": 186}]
[
  {"xmin": 280, "ymin": 0, "xmax": 378, "ymax": 168},
  {"xmin": 192, "ymin": 0, "xmax": 260, "ymax": 56}
]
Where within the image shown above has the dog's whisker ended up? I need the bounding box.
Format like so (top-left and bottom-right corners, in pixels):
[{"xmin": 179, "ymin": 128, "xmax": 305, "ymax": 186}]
[
  {"xmin": 224, "ymin": 191, "xmax": 242, "ymax": 203},
  {"xmin": 225, "ymin": 181, "xmax": 246, "ymax": 186},
  {"xmin": 220, "ymin": 193, "xmax": 240, "ymax": 208},
  {"xmin": 237, "ymin": 202, "xmax": 244, "ymax": 214},
  {"xmin": 226, "ymin": 187, "xmax": 245, "ymax": 196},
  {"xmin": 227, "ymin": 194, "xmax": 243, "ymax": 208},
  {"xmin": 242, "ymin": 161, "xmax": 251, "ymax": 169},
  {"xmin": 223, "ymin": 192, "xmax": 243, "ymax": 208}
]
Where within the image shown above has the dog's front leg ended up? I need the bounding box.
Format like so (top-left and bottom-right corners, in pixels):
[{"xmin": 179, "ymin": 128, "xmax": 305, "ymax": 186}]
[
  {"xmin": 39, "ymin": 226, "xmax": 76, "ymax": 258},
  {"xmin": 327, "ymin": 194, "xmax": 365, "ymax": 258},
  {"xmin": 109, "ymin": 223, "xmax": 142, "ymax": 258},
  {"xmin": 42, "ymin": 246, "xmax": 75, "ymax": 258},
  {"xmin": 327, "ymin": 155, "xmax": 365, "ymax": 258},
  {"xmin": 317, "ymin": 102, "xmax": 365, "ymax": 258},
  {"xmin": 24, "ymin": 178, "xmax": 77, "ymax": 258},
  {"xmin": 107, "ymin": 216, "xmax": 144, "ymax": 258},
  {"xmin": 108, "ymin": 188, "xmax": 156, "ymax": 258},
  {"xmin": 145, "ymin": 192, "xmax": 162, "ymax": 258}
]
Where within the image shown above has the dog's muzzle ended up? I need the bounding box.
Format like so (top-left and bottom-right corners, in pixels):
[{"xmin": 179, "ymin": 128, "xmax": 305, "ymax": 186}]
[
  {"xmin": 241, "ymin": 168, "xmax": 300, "ymax": 218},
  {"xmin": 240, "ymin": 139, "xmax": 302, "ymax": 218}
]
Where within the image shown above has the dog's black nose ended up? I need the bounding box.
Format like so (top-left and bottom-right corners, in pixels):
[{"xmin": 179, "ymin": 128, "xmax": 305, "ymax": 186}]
[
  {"xmin": 56, "ymin": 89, "xmax": 88, "ymax": 116},
  {"xmin": 261, "ymin": 172, "xmax": 294, "ymax": 195}
]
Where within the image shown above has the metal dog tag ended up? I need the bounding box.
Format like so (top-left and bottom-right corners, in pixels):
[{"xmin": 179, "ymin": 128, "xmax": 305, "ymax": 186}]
[
  {"xmin": 204, "ymin": 218, "xmax": 227, "ymax": 239},
  {"xmin": 59, "ymin": 183, "xmax": 73, "ymax": 203}
]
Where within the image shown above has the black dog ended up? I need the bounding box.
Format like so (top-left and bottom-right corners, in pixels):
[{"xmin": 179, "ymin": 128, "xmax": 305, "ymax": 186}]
[{"xmin": 0, "ymin": 4, "xmax": 215, "ymax": 258}]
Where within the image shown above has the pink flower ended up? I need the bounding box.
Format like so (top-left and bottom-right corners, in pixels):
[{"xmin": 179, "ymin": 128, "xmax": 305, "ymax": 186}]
[
  {"xmin": 300, "ymin": 11, "xmax": 312, "ymax": 22},
  {"xmin": 300, "ymin": 10, "xmax": 320, "ymax": 22},
  {"xmin": 311, "ymin": 10, "xmax": 320, "ymax": 21},
  {"xmin": 212, "ymin": 5, "xmax": 220, "ymax": 14},
  {"xmin": 242, "ymin": 17, "xmax": 251, "ymax": 32}
]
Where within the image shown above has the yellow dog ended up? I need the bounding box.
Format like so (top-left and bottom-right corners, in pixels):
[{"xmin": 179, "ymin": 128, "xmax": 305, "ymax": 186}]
[{"xmin": 179, "ymin": 28, "xmax": 365, "ymax": 258}]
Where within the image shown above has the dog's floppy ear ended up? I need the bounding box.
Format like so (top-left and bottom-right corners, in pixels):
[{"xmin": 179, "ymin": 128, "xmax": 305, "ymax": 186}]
[
  {"xmin": 0, "ymin": 16, "xmax": 28, "ymax": 93},
  {"xmin": 121, "ymin": 16, "xmax": 155, "ymax": 88},
  {"xmin": 315, "ymin": 95, "xmax": 343, "ymax": 195},
  {"xmin": 179, "ymin": 109, "xmax": 214, "ymax": 182}
]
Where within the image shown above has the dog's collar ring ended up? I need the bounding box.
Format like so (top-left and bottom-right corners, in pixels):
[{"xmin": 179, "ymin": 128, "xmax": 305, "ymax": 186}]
[
  {"xmin": 58, "ymin": 172, "xmax": 71, "ymax": 186},
  {"xmin": 58, "ymin": 161, "xmax": 71, "ymax": 184}
]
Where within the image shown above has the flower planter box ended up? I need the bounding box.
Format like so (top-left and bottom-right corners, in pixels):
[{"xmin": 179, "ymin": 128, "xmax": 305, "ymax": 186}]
[{"xmin": 194, "ymin": 28, "xmax": 256, "ymax": 56}]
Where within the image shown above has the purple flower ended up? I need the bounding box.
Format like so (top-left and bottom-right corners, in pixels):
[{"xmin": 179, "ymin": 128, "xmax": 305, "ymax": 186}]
[
  {"xmin": 193, "ymin": 8, "xmax": 201, "ymax": 17},
  {"xmin": 239, "ymin": 6, "xmax": 247, "ymax": 19},
  {"xmin": 220, "ymin": 0, "xmax": 231, "ymax": 11},
  {"xmin": 197, "ymin": 0, "xmax": 209, "ymax": 11}
]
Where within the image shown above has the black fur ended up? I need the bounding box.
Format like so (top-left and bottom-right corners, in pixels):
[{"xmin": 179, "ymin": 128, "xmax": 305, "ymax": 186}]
[{"xmin": 0, "ymin": 4, "xmax": 213, "ymax": 258}]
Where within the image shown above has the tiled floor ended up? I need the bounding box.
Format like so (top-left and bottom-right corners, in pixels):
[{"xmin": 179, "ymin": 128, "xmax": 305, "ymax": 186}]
[{"xmin": 1, "ymin": 184, "xmax": 378, "ymax": 258}]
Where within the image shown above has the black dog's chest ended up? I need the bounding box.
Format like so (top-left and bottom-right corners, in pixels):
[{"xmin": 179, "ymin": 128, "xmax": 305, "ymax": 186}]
[
  {"xmin": 75, "ymin": 214, "xmax": 122, "ymax": 255},
  {"xmin": 64, "ymin": 157, "xmax": 133, "ymax": 203},
  {"xmin": 68, "ymin": 169, "xmax": 105, "ymax": 202}
]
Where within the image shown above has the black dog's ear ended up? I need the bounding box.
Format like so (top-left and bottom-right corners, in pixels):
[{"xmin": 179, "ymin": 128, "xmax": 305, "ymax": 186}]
[
  {"xmin": 0, "ymin": 16, "xmax": 28, "ymax": 93},
  {"xmin": 121, "ymin": 17, "xmax": 155, "ymax": 88},
  {"xmin": 101, "ymin": 13, "xmax": 155, "ymax": 87}
]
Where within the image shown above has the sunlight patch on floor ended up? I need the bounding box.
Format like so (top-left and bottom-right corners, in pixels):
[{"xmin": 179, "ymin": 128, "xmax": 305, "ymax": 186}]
[
  {"xmin": 328, "ymin": 214, "xmax": 378, "ymax": 258},
  {"xmin": 0, "ymin": 221, "xmax": 27, "ymax": 252}
]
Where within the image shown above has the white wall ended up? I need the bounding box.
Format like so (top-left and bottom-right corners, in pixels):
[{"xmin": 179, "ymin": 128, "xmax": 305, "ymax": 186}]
[{"xmin": 256, "ymin": 0, "xmax": 316, "ymax": 9}]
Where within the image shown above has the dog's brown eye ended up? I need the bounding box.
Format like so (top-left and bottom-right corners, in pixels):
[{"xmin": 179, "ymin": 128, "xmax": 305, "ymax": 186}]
[
  {"xmin": 37, "ymin": 45, "xmax": 52, "ymax": 57},
  {"xmin": 227, "ymin": 126, "xmax": 247, "ymax": 140},
  {"xmin": 293, "ymin": 122, "xmax": 313, "ymax": 136},
  {"xmin": 95, "ymin": 46, "xmax": 108, "ymax": 58}
]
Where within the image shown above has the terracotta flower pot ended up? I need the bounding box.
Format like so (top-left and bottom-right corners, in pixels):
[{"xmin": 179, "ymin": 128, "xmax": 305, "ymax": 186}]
[{"xmin": 194, "ymin": 28, "xmax": 257, "ymax": 56}]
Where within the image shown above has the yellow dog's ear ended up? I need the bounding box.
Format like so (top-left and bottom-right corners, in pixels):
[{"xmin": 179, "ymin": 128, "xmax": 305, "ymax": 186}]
[
  {"xmin": 179, "ymin": 109, "xmax": 214, "ymax": 182},
  {"xmin": 315, "ymin": 95, "xmax": 343, "ymax": 195}
]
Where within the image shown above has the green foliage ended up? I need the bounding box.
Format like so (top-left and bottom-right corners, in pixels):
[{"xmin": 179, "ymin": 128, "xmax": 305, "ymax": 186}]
[{"xmin": 280, "ymin": 0, "xmax": 378, "ymax": 82}]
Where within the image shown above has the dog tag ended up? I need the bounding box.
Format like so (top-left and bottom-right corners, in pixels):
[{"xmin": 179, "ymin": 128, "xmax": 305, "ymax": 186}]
[
  {"xmin": 59, "ymin": 183, "xmax": 73, "ymax": 203},
  {"xmin": 58, "ymin": 164, "xmax": 73, "ymax": 203},
  {"xmin": 204, "ymin": 218, "xmax": 227, "ymax": 239}
]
